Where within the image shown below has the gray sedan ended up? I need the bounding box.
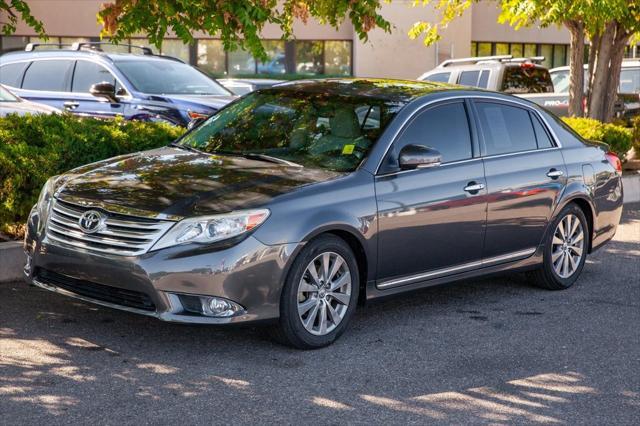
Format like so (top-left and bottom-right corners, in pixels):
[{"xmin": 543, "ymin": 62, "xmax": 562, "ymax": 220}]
[{"xmin": 23, "ymin": 79, "xmax": 624, "ymax": 348}]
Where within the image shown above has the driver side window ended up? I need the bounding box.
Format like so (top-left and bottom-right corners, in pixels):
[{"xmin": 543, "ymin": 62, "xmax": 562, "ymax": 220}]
[
  {"xmin": 384, "ymin": 102, "xmax": 473, "ymax": 171},
  {"xmin": 72, "ymin": 61, "xmax": 123, "ymax": 94}
]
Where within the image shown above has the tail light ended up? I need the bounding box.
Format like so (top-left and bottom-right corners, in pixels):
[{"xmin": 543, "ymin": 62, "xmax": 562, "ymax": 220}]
[
  {"xmin": 582, "ymin": 97, "xmax": 588, "ymax": 115},
  {"xmin": 605, "ymin": 151, "xmax": 622, "ymax": 174}
]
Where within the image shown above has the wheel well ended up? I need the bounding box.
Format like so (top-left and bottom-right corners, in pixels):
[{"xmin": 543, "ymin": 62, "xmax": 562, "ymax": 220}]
[
  {"xmin": 568, "ymin": 198, "xmax": 594, "ymax": 252},
  {"xmin": 323, "ymin": 230, "xmax": 368, "ymax": 300}
]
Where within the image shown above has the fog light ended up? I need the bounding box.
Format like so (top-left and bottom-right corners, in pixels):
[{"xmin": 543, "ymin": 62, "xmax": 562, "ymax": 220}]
[{"xmin": 202, "ymin": 297, "xmax": 243, "ymax": 317}]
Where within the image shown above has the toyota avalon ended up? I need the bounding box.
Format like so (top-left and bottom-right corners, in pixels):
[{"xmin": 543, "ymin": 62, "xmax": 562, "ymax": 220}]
[{"xmin": 23, "ymin": 79, "xmax": 624, "ymax": 349}]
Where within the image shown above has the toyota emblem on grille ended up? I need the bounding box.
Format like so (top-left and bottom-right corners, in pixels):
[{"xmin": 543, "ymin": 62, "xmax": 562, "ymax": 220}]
[{"xmin": 78, "ymin": 210, "xmax": 105, "ymax": 234}]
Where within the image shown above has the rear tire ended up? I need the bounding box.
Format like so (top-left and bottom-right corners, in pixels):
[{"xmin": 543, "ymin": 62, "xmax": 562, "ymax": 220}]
[
  {"xmin": 530, "ymin": 203, "xmax": 588, "ymax": 290},
  {"xmin": 271, "ymin": 235, "xmax": 359, "ymax": 349}
]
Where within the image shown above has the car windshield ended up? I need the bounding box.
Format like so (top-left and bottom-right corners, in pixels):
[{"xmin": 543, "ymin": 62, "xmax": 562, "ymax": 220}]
[
  {"xmin": 551, "ymin": 68, "xmax": 640, "ymax": 94},
  {"xmin": 179, "ymin": 89, "xmax": 404, "ymax": 172},
  {"xmin": 115, "ymin": 60, "xmax": 230, "ymax": 95},
  {"xmin": 0, "ymin": 85, "xmax": 19, "ymax": 102}
]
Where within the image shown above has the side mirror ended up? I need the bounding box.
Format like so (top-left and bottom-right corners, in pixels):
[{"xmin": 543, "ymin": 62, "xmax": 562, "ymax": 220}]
[
  {"xmin": 187, "ymin": 117, "xmax": 206, "ymax": 130},
  {"xmin": 398, "ymin": 144, "xmax": 442, "ymax": 170},
  {"xmin": 90, "ymin": 82, "xmax": 118, "ymax": 103}
]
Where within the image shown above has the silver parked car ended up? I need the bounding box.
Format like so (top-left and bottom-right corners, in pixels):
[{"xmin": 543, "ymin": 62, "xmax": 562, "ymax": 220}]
[{"xmin": 0, "ymin": 84, "xmax": 59, "ymax": 117}]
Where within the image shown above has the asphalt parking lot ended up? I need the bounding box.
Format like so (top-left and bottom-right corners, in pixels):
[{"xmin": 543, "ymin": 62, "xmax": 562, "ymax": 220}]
[{"xmin": 1, "ymin": 204, "xmax": 638, "ymax": 425}]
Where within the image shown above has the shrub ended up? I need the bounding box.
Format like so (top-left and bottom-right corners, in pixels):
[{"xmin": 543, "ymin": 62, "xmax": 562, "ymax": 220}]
[
  {"xmin": 0, "ymin": 113, "xmax": 184, "ymax": 238},
  {"xmin": 562, "ymin": 117, "xmax": 633, "ymax": 158},
  {"xmin": 632, "ymin": 115, "xmax": 640, "ymax": 153}
]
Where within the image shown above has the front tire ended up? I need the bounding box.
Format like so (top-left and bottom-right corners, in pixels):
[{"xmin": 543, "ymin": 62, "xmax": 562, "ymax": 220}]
[
  {"xmin": 530, "ymin": 204, "xmax": 588, "ymax": 290},
  {"xmin": 272, "ymin": 235, "xmax": 359, "ymax": 349}
]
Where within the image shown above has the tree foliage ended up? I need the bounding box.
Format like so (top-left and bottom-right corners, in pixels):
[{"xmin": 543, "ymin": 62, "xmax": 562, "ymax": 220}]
[
  {"xmin": 98, "ymin": 0, "xmax": 391, "ymax": 60},
  {"xmin": 0, "ymin": 0, "xmax": 45, "ymax": 37}
]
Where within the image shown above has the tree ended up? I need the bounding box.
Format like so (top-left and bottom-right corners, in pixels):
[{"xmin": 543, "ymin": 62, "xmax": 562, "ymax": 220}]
[
  {"xmin": 0, "ymin": 0, "xmax": 45, "ymax": 38},
  {"xmin": 98, "ymin": 0, "xmax": 390, "ymax": 61},
  {"xmin": 409, "ymin": 0, "xmax": 640, "ymax": 122}
]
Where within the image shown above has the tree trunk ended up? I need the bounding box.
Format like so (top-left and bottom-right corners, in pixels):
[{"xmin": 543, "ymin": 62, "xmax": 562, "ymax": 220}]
[
  {"xmin": 602, "ymin": 23, "xmax": 631, "ymax": 122},
  {"xmin": 585, "ymin": 31, "xmax": 600, "ymax": 114},
  {"xmin": 588, "ymin": 21, "xmax": 616, "ymax": 121},
  {"xmin": 565, "ymin": 20, "xmax": 585, "ymax": 117}
]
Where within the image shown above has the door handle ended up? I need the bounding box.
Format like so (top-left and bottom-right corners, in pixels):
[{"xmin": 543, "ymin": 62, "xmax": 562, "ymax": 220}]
[
  {"xmin": 63, "ymin": 101, "xmax": 79, "ymax": 110},
  {"xmin": 547, "ymin": 169, "xmax": 564, "ymax": 179},
  {"xmin": 464, "ymin": 182, "xmax": 485, "ymax": 193}
]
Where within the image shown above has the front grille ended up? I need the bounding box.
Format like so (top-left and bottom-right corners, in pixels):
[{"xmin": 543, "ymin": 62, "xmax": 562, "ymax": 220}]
[
  {"xmin": 45, "ymin": 199, "xmax": 174, "ymax": 256},
  {"xmin": 36, "ymin": 268, "xmax": 156, "ymax": 311}
]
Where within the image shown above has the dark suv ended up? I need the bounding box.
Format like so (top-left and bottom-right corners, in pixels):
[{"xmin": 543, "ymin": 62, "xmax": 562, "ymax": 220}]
[{"xmin": 0, "ymin": 43, "xmax": 236, "ymax": 126}]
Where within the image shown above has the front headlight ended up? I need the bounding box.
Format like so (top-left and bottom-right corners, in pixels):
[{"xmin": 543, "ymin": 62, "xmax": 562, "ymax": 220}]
[
  {"xmin": 151, "ymin": 209, "xmax": 270, "ymax": 251},
  {"xmin": 35, "ymin": 176, "xmax": 58, "ymax": 232}
]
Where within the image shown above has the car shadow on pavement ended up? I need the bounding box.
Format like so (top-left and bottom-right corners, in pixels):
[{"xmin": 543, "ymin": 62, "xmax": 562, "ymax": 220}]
[{"xmin": 1, "ymin": 208, "xmax": 638, "ymax": 424}]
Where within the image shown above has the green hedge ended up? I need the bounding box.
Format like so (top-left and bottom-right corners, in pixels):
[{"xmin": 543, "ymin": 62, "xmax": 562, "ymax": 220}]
[
  {"xmin": 632, "ymin": 115, "xmax": 640, "ymax": 153},
  {"xmin": 0, "ymin": 114, "xmax": 183, "ymax": 238},
  {"xmin": 562, "ymin": 117, "xmax": 633, "ymax": 158}
]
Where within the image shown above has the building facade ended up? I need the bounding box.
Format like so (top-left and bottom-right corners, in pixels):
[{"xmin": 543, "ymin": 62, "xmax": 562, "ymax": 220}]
[{"xmin": 1, "ymin": 0, "xmax": 637, "ymax": 80}]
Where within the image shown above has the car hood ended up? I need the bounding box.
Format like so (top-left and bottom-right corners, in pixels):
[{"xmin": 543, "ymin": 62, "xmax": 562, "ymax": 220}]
[
  {"xmin": 55, "ymin": 147, "xmax": 340, "ymax": 220},
  {"xmin": 0, "ymin": 99, "xmax": 60, "ymax": 116}
]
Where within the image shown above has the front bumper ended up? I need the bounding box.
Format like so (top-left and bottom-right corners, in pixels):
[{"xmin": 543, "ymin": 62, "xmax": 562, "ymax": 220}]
[{"xmin": 24, "ymin": 210, "xmax": 298, "ymax": 324}]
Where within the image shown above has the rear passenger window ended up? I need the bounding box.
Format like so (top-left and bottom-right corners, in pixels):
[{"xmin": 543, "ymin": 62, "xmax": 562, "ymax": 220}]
[
  {"xmin": 475, "ymin": 102, "xmax": 537, "ymax": 156},
  {"xmin": 0, "ymin": 62, "xmax": 27, "ymax": 87},
  {"xmin": 458, "ymin": 71, "xmax": 480, "ymax": 87},
  {"xmin": 390, "ymin": 102, "xmax": 472, "ymax": 166},
  {"xmin": 424, "ymin": 72, "xmax": 450, "ymax": 83},
  {"xmin": 72, "ymin": 61, "xmax": 117, "ymax": 92},
  {"xmin": 530, "ymin": 113, "xmax": 554, "ymax": 148},
  {"xmin": 22, "ymin": 60, "xmax": 73, "ymax": 91}
]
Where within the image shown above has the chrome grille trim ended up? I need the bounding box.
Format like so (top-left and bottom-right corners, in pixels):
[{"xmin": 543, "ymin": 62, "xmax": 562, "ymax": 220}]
[{"xmin": 45, "ymin": 199, "xmax": 175, "ymax": 256}]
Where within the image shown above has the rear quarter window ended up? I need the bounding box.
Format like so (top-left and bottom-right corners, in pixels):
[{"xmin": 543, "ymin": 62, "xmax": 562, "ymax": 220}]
[
  {"xmin": 0, "ymin": 62, "xmax": 28, "ymax": 87},
  {"xmin": 423, "ymin": 72, "xmax": 451, "ymax": 83},
  {"xmin": 501, "ymin": 65, "xmax": 554, "ymax": 94}
]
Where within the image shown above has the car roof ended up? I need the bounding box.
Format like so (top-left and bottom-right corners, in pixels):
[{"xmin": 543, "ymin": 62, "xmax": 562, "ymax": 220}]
[
  {"xmin": 268, "ymin": 78, "xmax": 495, "ymax": 103},
  {"xmin": 551, "ymin": 59, "xmax": 639, "ymax": 73},
  {"xmin": 0, "ymin": 49, "xmax": 181, "ymax": 65}
]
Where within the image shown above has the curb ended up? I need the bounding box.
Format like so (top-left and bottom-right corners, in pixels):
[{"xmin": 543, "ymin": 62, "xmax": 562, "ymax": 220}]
[
  {"xmin": 0, "ymin": 241, "xmax": 24, "ymax": 283},
  {"xmin": 0, "ymin": 176, "xmax": 638, "ymax": 284},
  {"xmin": 622, "ymin": 174, "xmax": 640, "ymax": 204}
]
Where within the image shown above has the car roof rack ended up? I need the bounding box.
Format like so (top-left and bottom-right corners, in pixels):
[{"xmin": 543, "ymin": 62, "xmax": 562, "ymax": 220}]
[
  {"xmin": 501, "ymin": 56, "xmax": 545, "ymax": 64},
  {"xmin": 438, "ymin": 55, "xmax": 546, "ymax": 68},
  {"xmin": 438, "ymin": 55, "xmax": 512, "ymax": 67},
  {"xmin": 24, "ymin": 43, "xmax": 74, "ymax": 51},
  {"xmin": 70, "ymin": 42, "xmax": 154, "ymax": 55}
]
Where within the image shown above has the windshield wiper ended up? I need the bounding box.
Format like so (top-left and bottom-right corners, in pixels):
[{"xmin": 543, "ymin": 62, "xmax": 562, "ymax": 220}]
[
  {"xmin": 241, "ymin": 153, "xmax": 303, "ymax": 167},
  {"xmin": 168, "ymin": 142, "xmax": 203, "ymax": 154},
  {"xmin": 212, "ymin": 150, "xmax": 303, "ymax": 167}
]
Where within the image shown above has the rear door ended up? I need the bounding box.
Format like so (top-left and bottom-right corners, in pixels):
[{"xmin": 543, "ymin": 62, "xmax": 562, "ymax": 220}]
[
  {"xmin": 473, "ymin": 100, "xmax": 566, "ymax": 261},
  {"xmin": 375, "ymin": 100, "xmax": 487, "ymax": 289},
  {"xmin": 16, "ymin": 59, "xmax": 75, "ymax": 110},
  {"xmin": 68, "ymin": 60, "xmax": 126, "ymax": 118}
]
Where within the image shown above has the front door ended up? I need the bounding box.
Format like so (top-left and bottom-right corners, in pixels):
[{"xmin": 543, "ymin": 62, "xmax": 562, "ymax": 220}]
[
  {"xmin": 67, "ymin": 60, "xmax": 126, "ymax": 119},
  {"xmin": 375, "ymin": 101, "xmax": 487, "ymax": 289},
  {"xmin": 473, "ymin": 100, "xmax": 567, "ymax": 260}
]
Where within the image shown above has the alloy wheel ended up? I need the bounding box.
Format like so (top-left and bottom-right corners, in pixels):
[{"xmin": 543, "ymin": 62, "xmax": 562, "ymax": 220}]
[
  {"xmin": 297, "ymin": 251, "xmax": 352, "ymax": 336},
  {"xmin": 551, "ymin": 214, "xmax": 585, "ymax": 279}
]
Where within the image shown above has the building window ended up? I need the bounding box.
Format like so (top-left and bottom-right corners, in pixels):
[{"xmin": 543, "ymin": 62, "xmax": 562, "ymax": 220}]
[
  {"xmin": 257, "ymin": 40, "xmax": 286, "ymax": 74},
  {"xmin": 471, "ymin": 41, "xmax": 569, "ymax": 68},
  {"xmin": 324, "ymin": 41, "xmax": 351, "ymax": 76},
  {"xmin": 197, "ymin": 40, "xmax": 226, "ymax": 74},
  {"xmin": 295, "ymin": 41, "xmax": 323, "ymax": 75},
  {"xmin": 196, "ymin": 39, "xmax": 352, "ymax": 77}
]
